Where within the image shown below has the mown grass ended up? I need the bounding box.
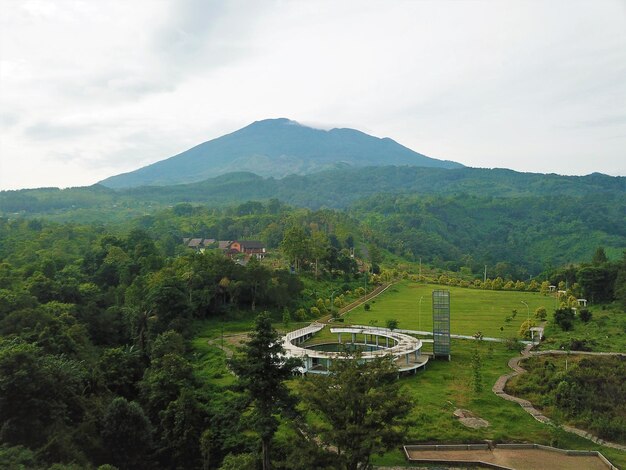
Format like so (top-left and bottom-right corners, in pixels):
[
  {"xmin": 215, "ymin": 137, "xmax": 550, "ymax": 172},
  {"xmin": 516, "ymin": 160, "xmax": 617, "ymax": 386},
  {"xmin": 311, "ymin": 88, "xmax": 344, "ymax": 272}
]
[
  {"xmin": 342, "ymin": 281, "xmax": 550, "ymax": 338},
  {"xmin": 189, "ymin": 283, "xmax": 626, "ymax": 468}
]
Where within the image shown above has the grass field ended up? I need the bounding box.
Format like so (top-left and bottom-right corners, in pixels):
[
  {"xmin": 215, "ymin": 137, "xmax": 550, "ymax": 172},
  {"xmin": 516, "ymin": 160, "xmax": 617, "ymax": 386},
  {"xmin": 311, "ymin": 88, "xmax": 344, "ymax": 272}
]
[
  {"xmin": 190, "ymin": 282, "xmax": 626, "ymax": 468},
  {"xmin": 342, "ymin": 281, "xmax": 550, "ymax": 338},
  {"xmin": 367, "ymin": 338, "xmax": 625, "ymax": 468}
]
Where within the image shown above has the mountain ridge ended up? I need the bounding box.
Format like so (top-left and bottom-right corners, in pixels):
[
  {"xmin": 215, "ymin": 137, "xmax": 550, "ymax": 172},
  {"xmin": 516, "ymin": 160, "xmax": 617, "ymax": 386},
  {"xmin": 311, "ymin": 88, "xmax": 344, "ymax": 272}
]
[{"xmin": 99, "ymin": 118, "xmax": 463, "ymax": 188}]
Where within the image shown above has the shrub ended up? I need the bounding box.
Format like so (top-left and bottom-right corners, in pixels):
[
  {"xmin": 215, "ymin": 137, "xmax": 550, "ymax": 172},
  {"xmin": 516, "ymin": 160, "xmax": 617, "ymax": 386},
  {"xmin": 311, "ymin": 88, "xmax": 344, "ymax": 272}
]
[
  {"xmin": 565, "ymin": 338, "xmax": 593, "ymax": 351},
  {"xmin": 386, "ymin": 319, "xmax": 399, "ymax": 331},
  {"xmin": 554, "ymin": 307, "xmax": 575, "ymax": 331},
  {"xmin": 282, "ymin": 308, "xmax": 291, "ymax": 327},
  {"xmin": 364, "ymin": 303, "xmax": 371, "ymax": 311},
  {"xmin": 534, "ymin": 306, "xmax": 547, "ymax": 321},
  {"xmin": 579, "ymin": 308, "xmax": 592, "ymax": 323},
  {"xmin": 518, "ymin": 319, "xmax": 535, "ymax": 339},
  {"xmin": 294, "ymin": 308, "xmax": 307, "ymax": 321}
]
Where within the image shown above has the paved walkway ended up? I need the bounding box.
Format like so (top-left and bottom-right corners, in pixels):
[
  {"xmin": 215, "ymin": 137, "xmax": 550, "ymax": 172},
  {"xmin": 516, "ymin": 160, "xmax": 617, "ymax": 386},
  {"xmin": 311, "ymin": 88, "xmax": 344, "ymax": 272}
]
[{"xmin": 492, "ymin": 346, "xmax": 626, "ymax": 451}]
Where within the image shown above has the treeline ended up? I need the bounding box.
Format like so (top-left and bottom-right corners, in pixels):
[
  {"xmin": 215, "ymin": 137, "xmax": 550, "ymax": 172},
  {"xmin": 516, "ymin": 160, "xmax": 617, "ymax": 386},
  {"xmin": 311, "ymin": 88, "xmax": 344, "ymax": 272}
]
[
  {"xmin": 546, "ymin": 247, "xmax": 626, "ymax": 306},
  {"xmin": 3, "ymin": 167, "xmax": 624, "ymax": 215},
  {"xmin": 352, "ymin": 193, "xmax": 625, "ymax": 276}
]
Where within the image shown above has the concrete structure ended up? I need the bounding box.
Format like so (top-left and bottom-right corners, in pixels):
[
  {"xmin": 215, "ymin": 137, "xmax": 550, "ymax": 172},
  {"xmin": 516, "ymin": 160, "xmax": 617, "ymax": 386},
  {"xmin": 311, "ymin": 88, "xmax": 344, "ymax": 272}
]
[
  {"xmin": 282, "ymin": 323, "xmax": 428, "ymax": 375},
  {"xmin": 529, "ymin": 326, "xmax": 544, "ymax": 343}
]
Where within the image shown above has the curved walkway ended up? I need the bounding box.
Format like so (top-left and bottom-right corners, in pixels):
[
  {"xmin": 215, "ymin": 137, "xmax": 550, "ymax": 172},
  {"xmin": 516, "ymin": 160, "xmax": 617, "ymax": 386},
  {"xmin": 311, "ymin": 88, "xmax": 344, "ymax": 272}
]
[{"xmin": 493, "ymin": 346, "xmax": 626, "ymax": 452}]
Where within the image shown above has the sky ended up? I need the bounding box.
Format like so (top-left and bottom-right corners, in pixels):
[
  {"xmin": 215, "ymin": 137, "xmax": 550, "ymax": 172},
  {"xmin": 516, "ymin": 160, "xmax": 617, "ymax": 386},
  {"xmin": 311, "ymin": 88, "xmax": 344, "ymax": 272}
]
[{"xmin": 1, "ymin": 0, "xmax": 625, "ymax": 190}]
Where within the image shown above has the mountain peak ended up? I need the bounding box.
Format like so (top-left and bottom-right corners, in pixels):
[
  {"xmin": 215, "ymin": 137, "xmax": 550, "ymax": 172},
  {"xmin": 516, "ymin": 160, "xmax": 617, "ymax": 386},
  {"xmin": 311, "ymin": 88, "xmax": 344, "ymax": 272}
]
[
  {"xmin": 99, "ymin": 119, "xmax": 463, "ymax": 188},
  {"xmin": 247, "ymin": 117, "xmax": 302, "ymax": 128}
]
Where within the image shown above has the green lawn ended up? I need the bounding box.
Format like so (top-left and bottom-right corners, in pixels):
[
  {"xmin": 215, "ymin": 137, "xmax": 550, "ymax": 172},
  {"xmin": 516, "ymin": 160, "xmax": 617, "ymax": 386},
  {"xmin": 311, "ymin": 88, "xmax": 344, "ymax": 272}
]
[
  {"xmin": 309, "ymin": 282, "xmax": 626, "ymax": 467},
  {"xmin": 190, "ymin": 282, "xmax": 626, "ymax": 468},
  {"xmin": 342, "ymin": 281, "xmax": 550, "ymax": 338},
  {"xmin": 371, "ymin": 339, "xmax": 626, "ymax": 468}
]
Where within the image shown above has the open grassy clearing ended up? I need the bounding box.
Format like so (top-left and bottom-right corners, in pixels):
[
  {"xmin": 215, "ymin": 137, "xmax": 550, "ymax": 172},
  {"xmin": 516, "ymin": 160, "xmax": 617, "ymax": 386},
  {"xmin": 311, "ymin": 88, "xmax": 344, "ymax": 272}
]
[
  {"xmin": 191, "ymin": 317, "xmax": 311, "ymax": 387},
  {"xmin": 189, "ymin": 283, "xmax": 626, "ymax": 467},
  {"xmin": 303, "ymin": 283, "xmax": 626, "ymax": 467},
  {"xmin": 342, "ymin": 281, "xmax": 550, "ymax": 338}
]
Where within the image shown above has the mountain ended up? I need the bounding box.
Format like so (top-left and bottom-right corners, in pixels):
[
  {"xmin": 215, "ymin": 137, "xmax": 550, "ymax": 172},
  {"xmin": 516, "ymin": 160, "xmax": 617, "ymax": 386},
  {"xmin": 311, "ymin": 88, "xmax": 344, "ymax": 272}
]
[{"xmin": 99, "ymin": 118, "xmax": 463, "ymax": 188}]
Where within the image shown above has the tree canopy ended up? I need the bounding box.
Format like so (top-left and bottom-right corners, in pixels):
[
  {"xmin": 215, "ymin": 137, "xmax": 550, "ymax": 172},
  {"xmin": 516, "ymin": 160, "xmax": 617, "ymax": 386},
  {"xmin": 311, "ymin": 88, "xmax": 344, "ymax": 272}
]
[{"xmin": 298, "ymin": 354, "xmax": 411, "ymax": 470}]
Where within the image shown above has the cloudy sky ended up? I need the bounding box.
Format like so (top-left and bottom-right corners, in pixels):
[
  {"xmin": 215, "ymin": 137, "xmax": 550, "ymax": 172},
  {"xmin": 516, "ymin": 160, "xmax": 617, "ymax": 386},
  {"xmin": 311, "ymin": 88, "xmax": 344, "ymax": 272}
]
[{"xmin": 1, "ymin": 0, "xmax": 625, "ymax": 190}]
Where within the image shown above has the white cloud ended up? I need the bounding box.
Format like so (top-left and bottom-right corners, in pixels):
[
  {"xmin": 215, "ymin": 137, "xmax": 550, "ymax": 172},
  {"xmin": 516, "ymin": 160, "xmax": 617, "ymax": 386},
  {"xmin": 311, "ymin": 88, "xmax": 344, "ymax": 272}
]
[{"xmin": 0, "ymin": 0, "xmax": 625, "ymax": 190}]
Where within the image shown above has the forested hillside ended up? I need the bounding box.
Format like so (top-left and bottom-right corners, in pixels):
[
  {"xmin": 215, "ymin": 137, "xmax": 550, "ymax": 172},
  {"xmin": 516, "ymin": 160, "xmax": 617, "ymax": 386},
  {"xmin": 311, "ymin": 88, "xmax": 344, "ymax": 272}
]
[
  {"xmin": 3, "ymin": 166, "xmax": 624, "ymax": 216},
  {"xmin": 0, "ymin": 207, "xmax": 363, "ymax": 469},
  {"xmin": 2, "ymin": 166, "xmax": 624, "ymax": 273},
  {"xmin": 355, "ymin": 192, "xmax": 626, "ymax": 276}
]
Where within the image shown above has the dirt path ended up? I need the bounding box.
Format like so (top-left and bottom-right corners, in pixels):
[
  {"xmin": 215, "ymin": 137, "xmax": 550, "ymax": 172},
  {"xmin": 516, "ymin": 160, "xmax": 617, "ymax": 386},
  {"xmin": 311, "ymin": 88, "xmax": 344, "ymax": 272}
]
[{"xmin": 493, "ymin": 346, "xmax": 626, "ymax": 451}]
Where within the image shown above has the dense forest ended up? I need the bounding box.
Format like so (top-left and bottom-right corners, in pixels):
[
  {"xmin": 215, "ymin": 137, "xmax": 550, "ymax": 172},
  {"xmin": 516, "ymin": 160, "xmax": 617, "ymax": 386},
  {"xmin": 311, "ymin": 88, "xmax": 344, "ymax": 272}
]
[
  {"xmin": 1, "ymin": 166, "xmax": 625, "ymax": 273},
  {"xmin": 354, "ymin": 192, "xmax": 625, "ymax": 275},
  {"xmin": 0, "ymin": 208, "xmax": 354, "ymax": 469},
  {"xmin": 2, "ymin": 166, "xmax": 625, "ymax": 215}
]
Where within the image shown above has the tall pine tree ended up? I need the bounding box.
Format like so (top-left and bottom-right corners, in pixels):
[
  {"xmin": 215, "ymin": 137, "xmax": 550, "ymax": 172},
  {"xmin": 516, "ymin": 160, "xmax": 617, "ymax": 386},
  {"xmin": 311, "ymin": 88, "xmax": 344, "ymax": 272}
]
[{"xmin": 229, "ymin": 312, "xmax": 301, "ymax": 470}]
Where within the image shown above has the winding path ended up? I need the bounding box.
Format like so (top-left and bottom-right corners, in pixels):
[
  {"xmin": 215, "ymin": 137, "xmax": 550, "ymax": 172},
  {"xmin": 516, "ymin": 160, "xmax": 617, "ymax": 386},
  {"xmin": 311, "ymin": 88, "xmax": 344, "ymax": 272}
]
[{"xmin": 492, "ymin": 346, "xmax": 626, "ymax": 452}]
